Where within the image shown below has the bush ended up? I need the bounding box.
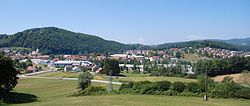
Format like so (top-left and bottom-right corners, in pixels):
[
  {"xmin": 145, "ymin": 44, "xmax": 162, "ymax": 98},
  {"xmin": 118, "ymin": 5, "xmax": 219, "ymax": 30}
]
[
  {"xmin": 132, "ymin": 81, "xmax": 151, "ymax": 91},
  {"xmin": 82, "ymin": 86, "xmax": 108, "ymax": 96},
  {"xmin": 117, "ymin": 79, "xmax": 250, "ymax": 99},
  {"xmin": 234, "ymin": 87, "xmax": 250, "ymax": 99},
  {"xmin": 154, "ymin": 81, "xmax": 171, "ymax": 91},
  {"xmin": 0, "ymin": 99, "xmax": 6, "ymax": 106},
  {"xmin": 119, "ymin": 88, "xmax": 134, "ymax": 94},
  {"xmin": 149, "ymin": 71, "xmax": 160, "ymax": 76},
  {"xmin": 119, "ymin": 81, "xmax": 134, "ymax": 90},
  {"xmin": 172, "ymin": 82, "xmax": 186, "ymax": 92},
  {"xmin": 211, "ymin": 76, "xmax": 241, "ymax": 98},
  {"xmin": 78, "ymin": 71, "xmax": 93, "ymax": 90},
  {"xmin": 186, "ymin": 82, "xmax": 200, "ymax": 93},
  {"xmin": 162, "ymin": 89, "xmax": 178, "ymax": 96},
  {"xmin": 131, "ymin": 70, "xmax": 141, "ymax": 74},
  {"xmin": 197, "ymin": 75, "xmax": 215, "ymax": 92},
  {"xmin": 181, "ymin": 90, "xmax": 201, "ymax": 97}
]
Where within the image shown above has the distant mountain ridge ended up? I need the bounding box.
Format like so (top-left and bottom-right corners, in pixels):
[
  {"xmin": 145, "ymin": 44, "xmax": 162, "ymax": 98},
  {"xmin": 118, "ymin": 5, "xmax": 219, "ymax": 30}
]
[
  {"xmin": 154, "ymin": 40, "xmax": 241, "ymax": 51},
  {"xmin": 214, "ymin": 37, "xmax": 250, "ymax": 46},
  {"xmin": 0, "ymin": 27, "xmax": 249, "ymax": 54}
]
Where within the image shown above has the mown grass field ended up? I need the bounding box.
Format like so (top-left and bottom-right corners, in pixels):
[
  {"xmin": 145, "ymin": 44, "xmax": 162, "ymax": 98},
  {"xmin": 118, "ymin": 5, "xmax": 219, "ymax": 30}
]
[
  {"xmin": 6, "ymin": 78, "xmax": 250, "ymax": 106},
  {"xmin": 111, "ymin": 74, "xmax": 196, "ymax": 83},
  {"xmin": 35, "ymin": 72, "xmax": 196, "ymax": 83},
  {"xmin": 34, "ymin": 71, "xmax": 79, "ymax": 78}
]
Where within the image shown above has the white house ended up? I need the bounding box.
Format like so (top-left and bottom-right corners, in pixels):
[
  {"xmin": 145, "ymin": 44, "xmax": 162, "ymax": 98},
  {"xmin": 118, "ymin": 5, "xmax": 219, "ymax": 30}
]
[
  {"xmin": 72, "ymin": 66, "xmax": 81, "ymax": 72},
  {"xmin": 54, "ymin": 60, "xmax": 92, "ymax": 67}
]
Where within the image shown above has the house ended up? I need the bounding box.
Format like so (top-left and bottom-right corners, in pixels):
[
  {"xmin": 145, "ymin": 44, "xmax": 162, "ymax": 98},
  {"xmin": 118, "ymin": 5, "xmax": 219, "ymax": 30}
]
[
  {"xmin": 149, "ymin": 56, "xmax": 160, "ymax": 62},
  {"xmin": 64, "ymin": 66, "xmax": 72, "ymax": 72},
  {"xmin": 53, "ymin": 57, "xmax": 60, "ymax": 61},
  {"xmin": 119, "ymin": 64, "xmax": 144, "ymax": 71},
  {"xmin": 110, "ymin": 54, "xmax": 128, "ymax": 59},
  {"xmin": 26, "ymin": 66, "xmax": 37, "ymax": 73},
  {"xmin": 72, "ymin": 66, "xmax": 81, "ymax": 72},
  {"xmin": 31, "ymin": 59, "xmax": 49, "ymax": 65},
  {"xmin": 64, "ymin": 66, "xmax": 81, "ymax": 72}
]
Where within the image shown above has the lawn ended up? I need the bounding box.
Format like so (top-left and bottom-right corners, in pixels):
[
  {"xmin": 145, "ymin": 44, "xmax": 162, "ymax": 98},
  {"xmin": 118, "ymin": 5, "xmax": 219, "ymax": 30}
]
[
  {"xmin": 6, "ymin": 78, "xmax": 250, "ymax": 106},
  {"xmin": 33, "ymin": 72, "xmax": 79, "ymax": 78},
  {"xmin": 95, "ymin": 73, "xmax": 196, "ymax": 83},
  {"xmin": 31, "ymin": 72, "xmax": 197, "ymax": 83}
]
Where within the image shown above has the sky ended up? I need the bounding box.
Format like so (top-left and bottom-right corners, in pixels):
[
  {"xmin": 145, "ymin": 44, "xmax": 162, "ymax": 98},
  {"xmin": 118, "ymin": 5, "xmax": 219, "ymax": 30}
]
[{"xmin": 0, "ymin": 0, "xmax": 250, "ymax": 45}]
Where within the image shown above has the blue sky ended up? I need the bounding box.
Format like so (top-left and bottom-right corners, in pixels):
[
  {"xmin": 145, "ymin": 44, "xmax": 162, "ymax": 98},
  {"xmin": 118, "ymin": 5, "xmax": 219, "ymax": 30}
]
[{"xmin": 0, "ymin": 0, "xmax": 249, "ymax": 45}]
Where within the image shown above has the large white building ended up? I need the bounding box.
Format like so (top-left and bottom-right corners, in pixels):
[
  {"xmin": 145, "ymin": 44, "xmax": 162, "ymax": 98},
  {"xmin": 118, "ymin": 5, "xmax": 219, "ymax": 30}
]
[{"xmin": 53, "ymin": 60, "xmax": 92, "ymax": 67}]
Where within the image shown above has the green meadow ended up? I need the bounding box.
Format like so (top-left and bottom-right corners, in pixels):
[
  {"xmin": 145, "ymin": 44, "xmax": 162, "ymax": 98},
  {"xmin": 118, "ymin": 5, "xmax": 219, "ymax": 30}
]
[{"xmin": 5, "ymin": 78, "xmax": 250, "ymax": 106}]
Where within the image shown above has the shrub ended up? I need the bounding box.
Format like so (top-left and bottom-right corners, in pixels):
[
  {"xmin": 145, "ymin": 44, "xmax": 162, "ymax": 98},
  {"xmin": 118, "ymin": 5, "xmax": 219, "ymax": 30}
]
[
  {"xmin": 211, "ymin": 76, "xmax": 241, "ymax": 98},
  {"xmin": 172, "ymin": 82, "xmax": 186, "ymax": 92},
  {"xmin": 132, "ymin": 81, "xmax": 151, "ymax": 90},
  {"xmin": 82, "ymin": 86, "xmax": 108, "ymax": 96},
  {"xmin": 154, "ymin": 81, "xmax": 171, "ymax": 91},
  {"xmin": 0, "ymin": 99, "xmax": 6, "ymax": 106},
  {"xmin": 234, "ymin": 87, "xmax": 250, "ymax": 99},
  {"xmin": 119, "ymin": 81, "xmax": 134, "ymax": 90},
  {"xmin": 197, "ymin": 75, "xmax": 215, "ymax": 92},
  {"xmin": 162, "ymin": 89, "xmax": 178, "ymax": 96},
  {"xmin": 149, "ymin": 71, "xmax": 160, "ymax": 76},
  {"xmin": 139, "ymin": 83, "xmax": 159, "ymax": 94},
  {"xmin": 186, "ymin": 82, "xmax": 200, "ymax": 93},
  {"xmin": 181, "ymin": 90, "xmax": 201, "ymax": 97},
  {"xmin": 119, "ymin": 88, "xmax": 134, "ymax": 94},
  {"xmin": 78, "ymin": 71, "xmax": 93, "ymax": 90},
  {"xmin": 131, "ymin": 70, "xmax": 141, "ymax": 74}
]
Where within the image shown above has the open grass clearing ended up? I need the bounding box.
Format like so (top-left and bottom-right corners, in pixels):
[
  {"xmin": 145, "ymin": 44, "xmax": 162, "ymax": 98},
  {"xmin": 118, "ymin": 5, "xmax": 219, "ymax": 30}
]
[
  {"xmin": 32, "ymin": 71, "xmax": 197, "ymax": 83},
  {"xmin": 182, "ymin": 53, "xmax": 209, "ymax": 63},
  {"xmin": 32, "ymin": 71, "xmax": 79, "ymax": 78}
]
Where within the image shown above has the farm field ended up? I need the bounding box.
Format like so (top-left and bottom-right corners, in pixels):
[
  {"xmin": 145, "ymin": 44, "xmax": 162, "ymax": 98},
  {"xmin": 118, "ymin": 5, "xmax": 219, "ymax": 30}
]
[
  {"xmin": 5, "ymin": 78, "xmax": 250, "ymax": 106},
  {"xmin": 111, "ymin": 75, "xmax": 196, "ymax": 83},
  {"xmin": 181, "ymin": 53, "xmax": 209, "ymax": 63},
  {"xmin": 212, "ymin": 72, "xmax": 250, "ymax": 86}
]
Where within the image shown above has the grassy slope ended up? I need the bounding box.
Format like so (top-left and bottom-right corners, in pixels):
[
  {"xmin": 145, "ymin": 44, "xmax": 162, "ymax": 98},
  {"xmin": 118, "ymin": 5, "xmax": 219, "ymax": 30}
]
[
  {"xmin": 182, "ymin": 53, "xmax": 209, "ymax": 63},
  {"xmin": 212, "ymin": 72, "xmax": 250, "ymax": 87},
  {"xmin": 8, "ymin": 78, "xmax": 250, "ymax": 106}
]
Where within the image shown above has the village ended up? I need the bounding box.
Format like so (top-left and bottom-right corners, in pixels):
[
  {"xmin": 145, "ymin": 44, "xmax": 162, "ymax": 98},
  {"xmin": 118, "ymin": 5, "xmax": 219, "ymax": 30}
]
[{"xmin": 1, "ymin": 47, "xmax": 250, "ymax": 75}]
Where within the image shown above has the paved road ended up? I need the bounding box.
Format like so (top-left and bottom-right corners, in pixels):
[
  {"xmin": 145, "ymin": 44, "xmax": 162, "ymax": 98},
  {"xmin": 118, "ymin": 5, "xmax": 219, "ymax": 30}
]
[{"xmin": 18, "ymin": 73, "xmax": 122, "ymax": 85}]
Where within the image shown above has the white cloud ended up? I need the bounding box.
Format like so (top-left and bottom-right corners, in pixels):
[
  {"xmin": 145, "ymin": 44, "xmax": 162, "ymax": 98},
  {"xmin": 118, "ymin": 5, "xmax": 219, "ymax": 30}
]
[{"xmin": 137, "ymin": 37, "xmax": 145, "ymax": 44}]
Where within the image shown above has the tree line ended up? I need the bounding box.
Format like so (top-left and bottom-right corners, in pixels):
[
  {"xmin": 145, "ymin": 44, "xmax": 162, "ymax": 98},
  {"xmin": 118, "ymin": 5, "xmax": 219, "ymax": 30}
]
[{"xmin": 195, "ymin": 56, "xmax": 250, "ymax": 77}]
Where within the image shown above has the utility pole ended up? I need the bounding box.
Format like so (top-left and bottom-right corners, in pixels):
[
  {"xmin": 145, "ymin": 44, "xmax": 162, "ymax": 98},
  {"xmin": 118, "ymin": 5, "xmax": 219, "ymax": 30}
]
[
  {"xmin": 204, "ymin": 66, "xmax": 208, "ymax": 101},
  {"xmin": 108, "ymin": 70, "xmax": 113, "ymax": 93}
]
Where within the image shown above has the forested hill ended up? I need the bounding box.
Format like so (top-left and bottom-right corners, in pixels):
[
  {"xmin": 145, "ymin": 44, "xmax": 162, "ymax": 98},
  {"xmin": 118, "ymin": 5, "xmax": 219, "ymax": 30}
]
[
  {"xmin": 0, "ymin": 27, "xmax": 247, "ymax": 54},
  {"xmin": 0, "ymin": 27, "xmax": 140, "ymax": 54},
  {"xmin": 155, "ymin": 40, "xmax": 241, "ymax": 51}
]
